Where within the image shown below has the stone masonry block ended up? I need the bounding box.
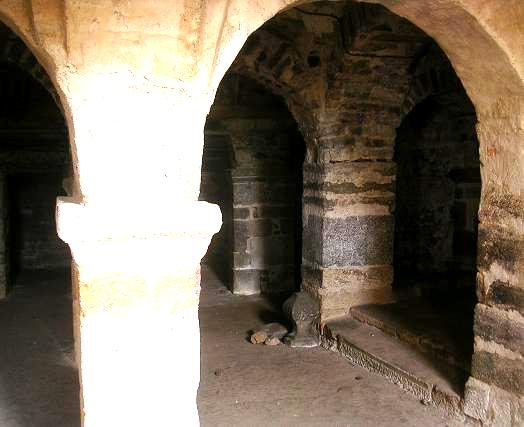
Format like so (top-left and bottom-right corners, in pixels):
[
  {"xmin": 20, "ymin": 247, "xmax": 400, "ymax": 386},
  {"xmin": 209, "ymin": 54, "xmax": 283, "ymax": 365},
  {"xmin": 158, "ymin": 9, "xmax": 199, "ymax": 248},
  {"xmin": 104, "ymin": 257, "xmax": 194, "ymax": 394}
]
[
  {"xmin": 478, "ymin": 225, "xmax": 524, "ymax": 275},
  {"xmin": 322, "ymin": 215, "xmax": 394, "ymax": 267},
  {"xmin": 233, "ymin": 269, "xmax": 261, "ymax": 295},
  {"xmin": 487, "ymin": 280, "xmax": 524, "ymax": 316},
  {"xmin": 233, "ymin": 207, "xmax": 250, "ymax": 219},
  {"xmin": 233, "ymin": 220, "xmax": 249, "ymax": 252},
  {"xmin": 463, "ymin": 377, "xmax": 490, "ymax": 422},
  {"xmin": 248, "ymin": 236, "xmax": 293, "ymax": 269},
  {"xmin": 233, "ymin": 252, "xmax": 251, "ymax": 269},
  {"xmin": 232, "ymin": 182, "xmax": 256, "ymax": 205},
  {"xmin": 302, "ymin": 213, "xmax": 323, "ymax": 266},
  {"xmin": 471, "ymin": 351, "xmax": 524, "ymax": 396},
  {"xmin": 474, "ymin": 304, "xmax": 524, "ymax": 355},
  {"xmin": 248, "ymin": 219, "xmax": 273, "ymax": 237}
]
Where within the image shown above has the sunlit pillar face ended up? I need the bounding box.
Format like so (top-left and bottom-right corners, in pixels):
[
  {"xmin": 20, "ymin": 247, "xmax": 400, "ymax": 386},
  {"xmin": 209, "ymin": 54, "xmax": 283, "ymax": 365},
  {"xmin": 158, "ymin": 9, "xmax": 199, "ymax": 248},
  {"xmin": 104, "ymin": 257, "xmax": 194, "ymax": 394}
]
[
  {"xmin": 55, "ymin": 70, "xmax": 221, "ymax": 426},
  {"xmin": 63, "ymin": 72, "xmax": 210, "ymax": 208}
]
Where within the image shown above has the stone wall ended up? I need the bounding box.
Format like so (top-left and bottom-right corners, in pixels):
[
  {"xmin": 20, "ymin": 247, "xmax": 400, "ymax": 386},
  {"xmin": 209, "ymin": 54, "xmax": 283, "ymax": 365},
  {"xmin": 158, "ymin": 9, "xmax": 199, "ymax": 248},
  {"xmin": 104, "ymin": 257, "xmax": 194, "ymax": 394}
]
[
  {"xmin": 229, "ymin": 2, "xmax": 472, "ymax": 317},
  {"xmin": 202, "ymin": 74, "xmax": 304, "ymax": 294},
  {"xmin": 224, "ymin": 6, "xmax": 524, "ymax": 422}
]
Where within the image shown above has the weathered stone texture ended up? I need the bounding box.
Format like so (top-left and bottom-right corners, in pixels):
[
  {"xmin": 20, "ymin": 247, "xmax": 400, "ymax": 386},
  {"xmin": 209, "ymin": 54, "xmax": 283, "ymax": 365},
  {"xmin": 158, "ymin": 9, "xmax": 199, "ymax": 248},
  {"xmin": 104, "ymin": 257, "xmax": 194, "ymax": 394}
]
[
  {"xmin": 202, "ymin": 75, "xmax": 304, "ymax": 295},
  {"xmin": 486, "ymin": 281, "xmax": 524, "ymax": 316},
  {"xmin": 394, "ymin": 72, "xmax": 480, "ymax": 287},
  {"xmin": 302, "ymin": 265, "xmax": 394, "ymax": 320},
  {"xmin": 478, "ymin": 225, "xmax": 524, "ymax": 276},
  {"xmin": 471, "ymin": 351, "xmax": 524, "ymax": 396},
  {"xmin": 322, "ymin": 215, "xmax": 394, "ymax": 267},
  {"xmin": 465, "ymin": 377, "xmax": 524, "ymax": 426},
  {"xmin": 474, "ymin": 304, "xmax": 524, "ymax": 356}
]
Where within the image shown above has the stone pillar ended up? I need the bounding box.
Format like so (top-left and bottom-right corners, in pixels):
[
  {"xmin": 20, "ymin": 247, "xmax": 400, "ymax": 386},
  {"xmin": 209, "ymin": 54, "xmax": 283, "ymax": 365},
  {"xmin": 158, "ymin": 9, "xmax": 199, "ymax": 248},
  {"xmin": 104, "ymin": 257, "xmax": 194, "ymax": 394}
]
[
  {"xmin": 231, "ymin": 166, "xmax": 267, "ymax": 295},
  {"xmin": 299, "ymin": 51, "xmax": 409, "ymax": 321},
  {"xmin": 229, "ymin": 121, "xmax": 300, "ymax": 295},
  {"xmin": 302, "ymin": 161, "xmax": 396, "ymax": 321},
  {"xmin": 0, "ymin": 170, "xmax": 8, "ymax": 299},
  {"xmin": 56, "ymin": 76, "xmax": 221, "ymax": 426},
  {"xmin": 231, "ymin": 167, "xmax": 297, "ymax": 295},
  {"xmin": 463, "ymin": 115, "xmax": 524, "ymax": 425}
]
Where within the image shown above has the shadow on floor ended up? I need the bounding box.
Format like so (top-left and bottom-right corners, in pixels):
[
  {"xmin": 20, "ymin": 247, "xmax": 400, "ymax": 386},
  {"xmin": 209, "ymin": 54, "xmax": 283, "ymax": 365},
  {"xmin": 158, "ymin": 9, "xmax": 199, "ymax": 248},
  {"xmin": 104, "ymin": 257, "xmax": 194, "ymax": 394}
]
[
  {"xmin": 0, "ymin": 269, "xmax": 80, "ymax": 427},
  {"xmin": 197, "ymin": 265, "xmax": 461, "ymax": 427}
]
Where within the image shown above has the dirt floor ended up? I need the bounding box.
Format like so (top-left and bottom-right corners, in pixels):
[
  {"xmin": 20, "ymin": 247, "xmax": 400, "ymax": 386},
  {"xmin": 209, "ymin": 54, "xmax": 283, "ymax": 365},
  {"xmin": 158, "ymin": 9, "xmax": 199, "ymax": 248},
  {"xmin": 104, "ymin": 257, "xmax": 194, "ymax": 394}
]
[
  {"xmin": 197, "ymin": 265, "xmax": 464, "ymax": 427},
  {"xmin": 0, "ymin": 266, "xmax": 465, "ymax": 426},
  {"xmin": 0, "ymin": 270, "xmax": 79, "ymax": 427}
]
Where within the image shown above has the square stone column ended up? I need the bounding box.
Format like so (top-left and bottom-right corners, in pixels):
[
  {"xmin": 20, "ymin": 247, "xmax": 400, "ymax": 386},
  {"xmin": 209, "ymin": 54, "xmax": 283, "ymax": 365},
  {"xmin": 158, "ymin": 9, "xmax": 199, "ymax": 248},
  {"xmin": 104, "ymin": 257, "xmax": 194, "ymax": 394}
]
[
  {"xmin": 231, "ymin": 167, "xmax": 297, "ymax": 295},
  {"xmin": 302, "ymin": 161, "xmax": 396, "ymax": 321}
]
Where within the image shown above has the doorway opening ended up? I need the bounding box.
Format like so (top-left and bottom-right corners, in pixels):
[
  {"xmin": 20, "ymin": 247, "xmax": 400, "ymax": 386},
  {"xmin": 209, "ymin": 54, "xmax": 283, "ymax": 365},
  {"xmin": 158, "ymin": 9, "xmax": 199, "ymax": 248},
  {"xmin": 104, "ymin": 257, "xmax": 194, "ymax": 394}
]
[
  {"xmin": 347, "ymin": 46, "xmax": 480, "ymax": 399},
  {"xmin": 199, "ymin": 0, "xmax": 483, "ymax": 417},
  {"xmin": 199, "ymin": 73, "xmax": 305, "ymax": 299}
]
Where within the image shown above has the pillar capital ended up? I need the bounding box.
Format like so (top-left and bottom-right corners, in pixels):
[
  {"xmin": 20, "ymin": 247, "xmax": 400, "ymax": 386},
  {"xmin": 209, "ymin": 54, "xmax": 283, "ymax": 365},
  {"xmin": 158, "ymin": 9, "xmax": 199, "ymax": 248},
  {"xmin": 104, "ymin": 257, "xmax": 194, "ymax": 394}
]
[
  {"xmin": 57, "ymin": 198, "xmax": 220, "ymax": 244},
  {"xmin": 57, "ymin": 197, "xmax": 221, "ymax": 273}
]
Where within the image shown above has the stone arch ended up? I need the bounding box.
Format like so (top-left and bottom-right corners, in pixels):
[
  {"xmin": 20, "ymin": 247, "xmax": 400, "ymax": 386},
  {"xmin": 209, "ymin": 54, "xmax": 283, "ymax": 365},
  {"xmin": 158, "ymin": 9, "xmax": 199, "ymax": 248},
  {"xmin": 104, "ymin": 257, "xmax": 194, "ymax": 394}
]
[
  {"xmin": 0, "ymin": 6, "xmax": 80, "ymax": 202},
  {"xmin": 229, "ymin": 27, "xmax": 319, "ymax": 149},
  {"xmin": 202, "ymin": 72, "xmax": 306, "ymax": 295},
  {"xmin": 209, "ymin": 1, "xmax": 524, "ymax": 194},
  {"xmin": 399, "ymin": 45, "xmax": 464, "ymax": 120},
  {"xmin": 225, "ymin": 2, "xmax": 430, "ymax": 161},
  {"xmin": 213, "ymin": 0, "xmax": 524, "ymax": 116},
  {"xmin": 208, "ymin": 1, "xmax": 524, "ymax": 422},
  {"xmin": 0, "ymin": 23, "xmax": 60, "ymax": 107},
  {"xmin": 0, "ymin": 8, "xmax": 78, "ymax": 425}
]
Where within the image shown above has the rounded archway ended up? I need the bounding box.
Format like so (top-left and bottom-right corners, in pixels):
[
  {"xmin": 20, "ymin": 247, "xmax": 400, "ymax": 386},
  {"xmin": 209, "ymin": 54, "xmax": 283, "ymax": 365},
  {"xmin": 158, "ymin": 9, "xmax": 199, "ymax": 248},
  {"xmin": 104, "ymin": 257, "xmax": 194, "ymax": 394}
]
[
  {"xmin": 201, "ymin": 1, "xmax": 524, "ymax": 423},
  {"xmin": 0, "ymin": 20, "xmax": 79, "ymax": 427}
]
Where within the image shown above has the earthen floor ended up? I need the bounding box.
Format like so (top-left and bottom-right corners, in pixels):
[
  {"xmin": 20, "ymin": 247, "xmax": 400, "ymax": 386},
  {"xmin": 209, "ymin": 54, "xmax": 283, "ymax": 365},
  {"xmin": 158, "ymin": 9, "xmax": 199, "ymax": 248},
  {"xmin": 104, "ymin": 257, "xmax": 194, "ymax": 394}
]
[
  {"xmin": 0, "ymin": 269, "xmax": 79, "ymax": 427},
  {"xmin": 0, "ymin": 267, "xmax": 467, "ymax": 426},
  {"xmin": 197, "ymin": 265, "xmax": 466, "ymax": 426}
]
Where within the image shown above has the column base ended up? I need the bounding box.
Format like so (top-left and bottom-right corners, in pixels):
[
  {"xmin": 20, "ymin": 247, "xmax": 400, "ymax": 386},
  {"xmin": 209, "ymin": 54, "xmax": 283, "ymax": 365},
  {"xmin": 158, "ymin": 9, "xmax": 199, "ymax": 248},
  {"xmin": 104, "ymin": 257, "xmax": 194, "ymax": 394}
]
[
  {"xmin": 302, "ymin": 265, "xmax": 395, "ymax": 322},
  {"xmin": 282, "ymin": 291, "xmax": 320, "ymax": 348}
]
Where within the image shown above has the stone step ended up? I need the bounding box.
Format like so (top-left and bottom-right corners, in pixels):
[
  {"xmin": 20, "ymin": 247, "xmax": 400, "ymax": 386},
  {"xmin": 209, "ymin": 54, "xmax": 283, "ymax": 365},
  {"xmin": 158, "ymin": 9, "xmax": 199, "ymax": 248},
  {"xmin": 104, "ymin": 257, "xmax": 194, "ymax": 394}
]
[
  {"xmin": 350, "ymin": 302, "xmax": 472, "ymax": 372},
  {"xmin": 322, "ymin": 317, "xmax": 468, "ymax": 417}
]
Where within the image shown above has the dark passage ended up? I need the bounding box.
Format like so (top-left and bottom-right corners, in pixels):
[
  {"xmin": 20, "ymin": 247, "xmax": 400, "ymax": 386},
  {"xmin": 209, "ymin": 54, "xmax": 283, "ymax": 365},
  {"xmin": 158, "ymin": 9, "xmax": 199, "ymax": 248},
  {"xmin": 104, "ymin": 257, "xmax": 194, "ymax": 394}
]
[
  {"xmin": 0, "ymin": 23, "xmax": 79, "ymax": 426},
  {"xmin": 357, "ymin": 48, "xmax": 480, "ymax": 382},
  {"xmin": 200, "ymin": 74, "xmax": 305, "ymax": 296}
]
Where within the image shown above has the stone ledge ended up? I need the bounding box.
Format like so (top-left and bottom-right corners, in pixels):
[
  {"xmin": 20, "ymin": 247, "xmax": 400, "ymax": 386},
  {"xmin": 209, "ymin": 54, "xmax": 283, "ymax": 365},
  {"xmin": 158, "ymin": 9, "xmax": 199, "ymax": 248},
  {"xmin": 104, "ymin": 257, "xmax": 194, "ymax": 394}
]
[{"xmin": 322, "ymin": 317, "xmax": 468, "ymax": 418}]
